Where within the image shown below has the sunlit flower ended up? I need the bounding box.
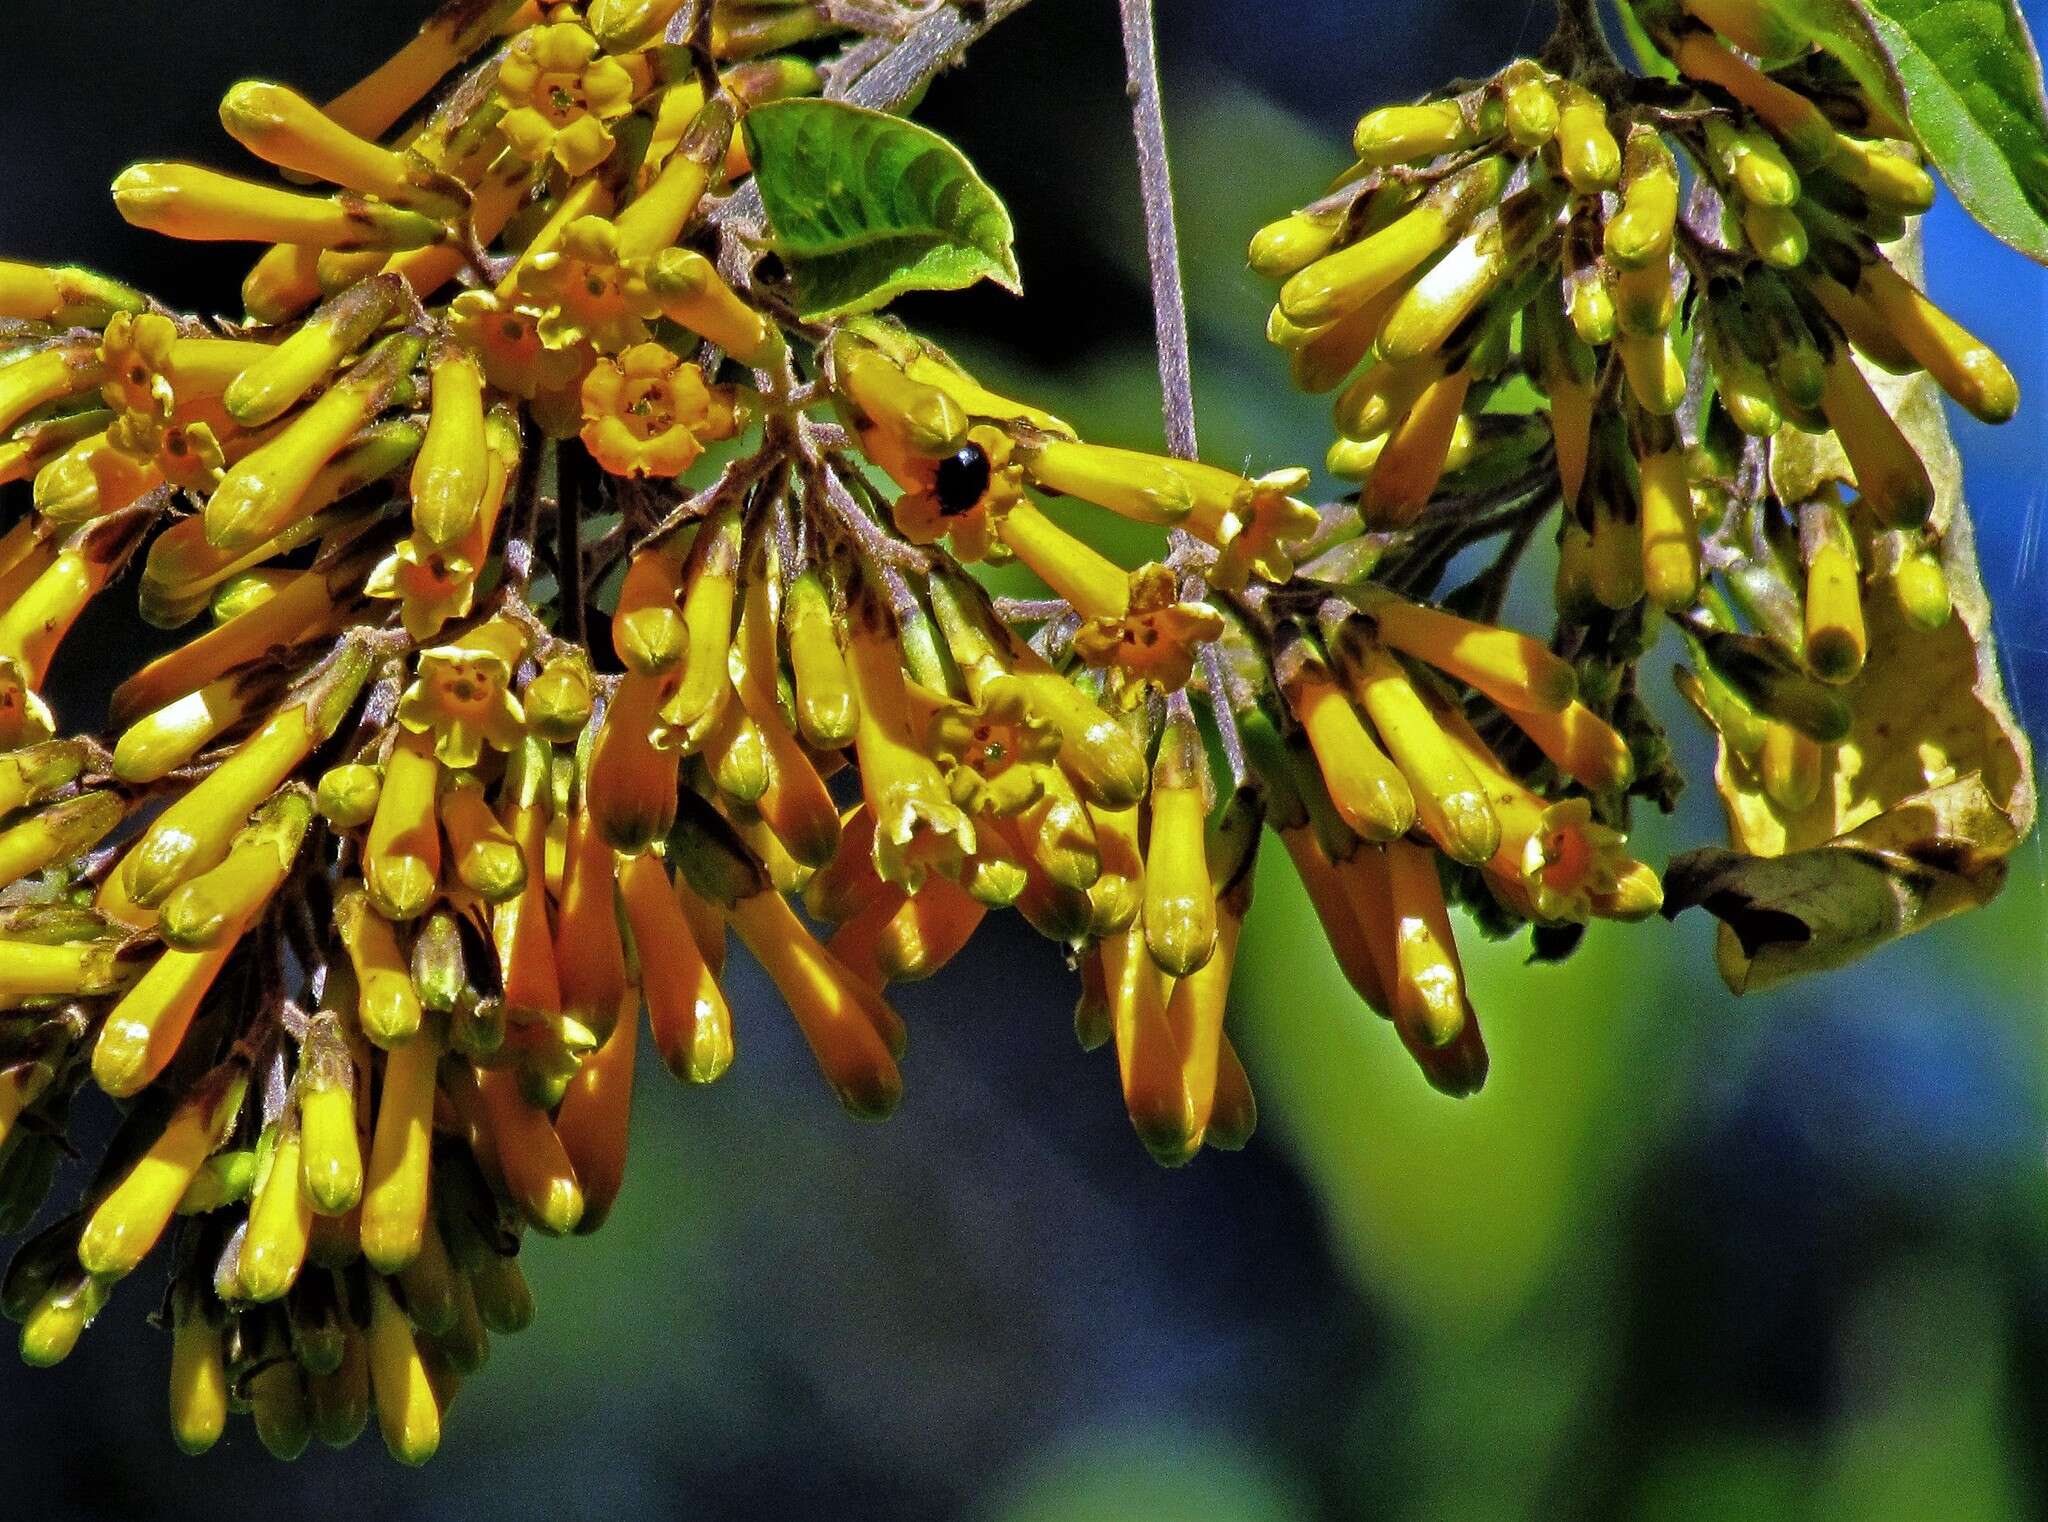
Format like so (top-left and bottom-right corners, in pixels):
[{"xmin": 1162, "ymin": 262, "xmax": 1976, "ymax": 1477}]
[
  {"xmin": 395, "ymin": 644, "xmax": 525, "ymax": 768},
  {"xmin": 97, "ymin": 311, "xmax": 178, "ymax": 428},
  {"xmin": 497, "ymin": 14, "xmax": 649, "ymax": 176},
  {"xmin": 1517, "ymin": 797, "xmax": 1643, "ymax": 924},
  {"xmin": 1071, "ymin": 561, "xmax": 1225, "ymax": 698},
  {"xmin": 926, "ymin": 673, "xmax": 1060, "ymax": 817},
  {"xmin": 449, "ymin": 289, "xmax": 593, "ymax": 399},
  {"xmin": 579, "ymin": 341, "xmax": 741, "ymax": 478},
  {"xmin": 516, "ymin": 214, "xmax": 652, "ymax": 353},
  {"xmin": 1205, "ymin": 466, "xmax": 1322, "ymax": 592},
  {"xmin": 364, "ymin": 537, "xmax": 477, "ymax": 642}
]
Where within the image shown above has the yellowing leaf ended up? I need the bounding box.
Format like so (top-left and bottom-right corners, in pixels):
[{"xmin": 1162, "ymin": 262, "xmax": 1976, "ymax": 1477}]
[{"xmin": 1670, "ymin": 238, "xmax": 2035, "ymax": 990}]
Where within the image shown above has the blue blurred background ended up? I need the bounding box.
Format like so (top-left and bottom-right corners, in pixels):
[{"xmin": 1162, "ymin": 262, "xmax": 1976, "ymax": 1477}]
[{"xmin": 2, "ymin": 1, "xmax": 2045, "ymax": 1516}]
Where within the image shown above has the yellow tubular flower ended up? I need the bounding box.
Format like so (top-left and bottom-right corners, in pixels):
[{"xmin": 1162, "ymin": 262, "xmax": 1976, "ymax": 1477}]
[
  {"xmin": 590, "ymin": 0, "xmax": 688, "ymax": 50},
  {"xmin": 0, "ymin": 791, "xmax": 124, "ymax": 892},
  {"xmin": 1360, "ymin": 366, "xmax": 1473, "ymax": 526},
  {"xmin": 0, "ymin": 940, "xmax": 127, "ymax": 1013},
  {"xmin": 396, "ymin": 621, "xmax": 529, "ymax": 769},
  {"xmin": 112, "ymin": 163, "xmax": 442, "ymax": 249},
  {"xmin": 1679, "ymin": 0, "xmax": 1807, "ymax": 57},
  {"xmin": 1555, "ymin": 82, "xmax": 1621, "ymax": 190},
  {"xmin": 1287, "ymin": 286, "xmax": 1400, "ymax": 394},
  {"xmin": 78, "ymin": 1068, "xmax": 247, "ymax": 1279},
  {"xmin": 116, "ymin": 654, "xmax": 367, "ymax": 907},
  {"xmin": 0, "ymin": 343, "xmax": 103, "ymax": 435},
  {"xmin": 238, "ymin": 1126, "xmax": 314, "ymax": 1302},
  {"xmin": 621, "ymin": 852, "xmax": 732, "ymax": 1084},
  {"xmin": 1826, "ymin": 135, "xmax": 1935, "ymax": 215},
  {"xmin": 1668, "ymin": 33, "xmax": 1837, "ymax": 164},
  {"xmin": 1280, "ymin": 160, "xmax": 1508, "ymax": 326},
  {"xmin": 1337, "ymin": 635, "xmax": 1501, "ymax": 865},
  {"xmin": 360, "ymin": 1018, "xmax": 443, "ymax": 1273},
  {"xmin": 1587, "ymin": 469, "xmax": 1645, "ymax": 611},
  {"xmin": 555, "ymin": 805, "xmax": 630, "ymax": 1050},
  {"xmin": 243, "ymin": 241, "xmax": 325, "ymax": 323},
  {"xmin": 643, "ymin": 247, "xmax": 786, "ymax": 368},
  {"xmin": 1015, "ymin": 439, "xmax": 1194, "ymax": 528},
  {"xmin": 218, "ymin": 80, "xmax": 461, "ymax": 216},
  {"xmin": 297, "ymin": 1020, "xmax": 363, "ymax": 1215},
  {"xmin": 203, "ymin": 332, "xmax": 423, "ymax": 551},
  {"xmin": 590, "ymin": 670, "xmax": 680, "ymax": 853},
  {"xmin": 1102, "ymin": 921, "xmax": 1195, "ymax": 1165},
  {"xmin": 90, "ymin": 950, "xmax": 236, "ymax": 1100},
  {"xmin": 1142, "ymin": 724, "xmax": 1216, "ymax": 977},
  {"xmin": 0, "ymin": 410, "xmax": 111, "ymax": 489},
  {"xmin": 583, "ymin": 341, "xmax": 741, "ymax": 481},
  {"xmin": 870, "ymin": 876, "xmax": 988, "ymax": 984},
  {"xmin": 475, "ymin": 1065, "xmax": 586, "ymax": 1235},
  {"xmin": 226, "ymin": 276, "xmax": 405, "ymax": 428},
  {"xmin": 728, "ymin": 889, "xmax": 903, "ymax": 1118},
  {"xmin": 499, "ymin": 17, "xmax": 648, "ymax": 176},
  {"xmin": 0, "ymin": 739, "xmax": 84, "ymax": 816},
  {"xmin": 1761, "ymin": 720, "xmax": 1825, "ymax": 812},
  {"xmin": 845, "ymin": 596, "xmax": 976, "ymax": 892},
  {"xmin": 493, "ymin": 752, "xmax": 564, "ymax": 1031},
  {"xmin": 0, "ymin": 516, "xmax": 147, "ymax": 690},
  {"xmin": 1502, "ymin": 699, "xmax": 1635, "ymax": 792},
  {"xmin": 366, "ymin": 1274, "xmax": 441, "ymax": 1467},
  {"xmin": 1278, "ymin": 638, "xmax": 1415, "ymax": 842},
  {"xmin": 555, "ymin": 987, "xmax": 637, "ymax": 1233},
  {"xmin": 411, "ymin": 349, "xmax": 488, "ymax": 547},
  {"xmin": 1637, "ymin": 425, "xmax": 1699, "ymax": 611},
  {"xmin": 1334, "ymin": 353, "xmax": 1445, "ymax": 443},
  {"xmin": 1804, "ymin": 272, "xmax": 1918, "ymax": 375},
  {"xmin": 1251, "ymin": 209, "xmax": 1345, "ymax": 279},
  {"xmin": 441, "ymin": 772, "xmax": 527, "ymax": 901},
  {"xmin": 326, "ymin": 0, "xmax": 527, "ymax": 139},
  {"xmin": 1606, "ymin": 127, "xmax": 1679, "ymax": 268},
  {"xmin": 1502, "ymin": 63, "xmax": 1560, "ymax": 148},
  {"xmin": 1817, "ymin": 344, "xmax": 1935, "ymax": 529},
  {"xmin": 735, "ymin": 576, "xmax": 842, "ymax": 867},
  {"xmin": 1379, "ymin": 839, "xmax": 1469, "ymax": 1051},
  {"xmin": 336, "ymin": 886, "xmax": 422, "ymax": 1048},
  {"xmin": 1803, "ymin": 500, "xmax": 1867, "ymax": 683},
  {"xmin": 1352, "ymin": 99, "xmax": 1473, "ymax": 164},
  {"xmin": 1854, "ymin": 260, "xmax": 2019, "ymax": 424},
  {"xmin": 364, "ymin": 729, "xmax": 441, "ymax": 921},
  {"xmin": 666, "ymin": 506, "xmax": 747, "ymax": 733},
  {"xmin": 158, "ymin": 788, "xmax": 313, "ymax": 950},
  {"xmin": 833, "ymin": 336, "xmax": 969, "ymax": 457},
  {"xmin": 0, "ymin": 259, "xmax": 145, "ymax": 324},
  {"xmin": 995, "ymin": 502, "xmax": 1133, "ymax": 619},
  {"xmin": 1618, "ymin": 330, "xmax": 1686, "ymax": 415},
  {"xmin": 612, "ymin": 94, "xmax": 733, "ymax": 258},
  {"xmin": 168, "ymin": 1285, "xmax": 227, "ymax": 1455},
  {"xmin": 1358, "ymin": 589, "xmax": 1575, "ymax": 712}
]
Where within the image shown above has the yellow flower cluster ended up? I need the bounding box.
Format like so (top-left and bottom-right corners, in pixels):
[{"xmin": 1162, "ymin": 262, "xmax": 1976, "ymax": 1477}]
[{"xmin": 0, "ymin": 0, "xmax": 2022, "ymax": 1468}]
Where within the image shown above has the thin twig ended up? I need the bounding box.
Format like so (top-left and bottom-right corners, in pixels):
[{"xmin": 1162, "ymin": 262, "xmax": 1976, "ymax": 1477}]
[{"xmin": 1115, "ymin": 0, "xmax": 1197, "ymax": 465}]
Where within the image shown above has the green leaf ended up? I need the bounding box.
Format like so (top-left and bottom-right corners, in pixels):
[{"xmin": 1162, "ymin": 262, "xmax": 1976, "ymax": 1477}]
[
  {"xmin": 1860, "ymin": 0, "xmax": 2048, "ymax": 263},
  {"xmin": 742, "ymin": 98, "xmax": 1021, "ymax": 321}
]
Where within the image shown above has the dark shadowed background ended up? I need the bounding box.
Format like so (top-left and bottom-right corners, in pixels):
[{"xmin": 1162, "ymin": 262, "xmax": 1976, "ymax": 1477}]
[{"xmin": 2, "ymin": 2, "xmax": 2047, "ymax": 1518}]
